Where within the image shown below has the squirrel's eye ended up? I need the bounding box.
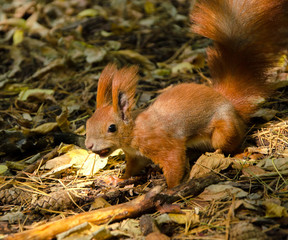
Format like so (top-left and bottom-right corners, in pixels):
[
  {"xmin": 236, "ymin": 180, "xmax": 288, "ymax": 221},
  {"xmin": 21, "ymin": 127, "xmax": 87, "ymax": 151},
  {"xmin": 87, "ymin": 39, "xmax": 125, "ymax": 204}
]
[{"xmin": 108, "ymin": 124, "xmax": 117, "ymax": 133}]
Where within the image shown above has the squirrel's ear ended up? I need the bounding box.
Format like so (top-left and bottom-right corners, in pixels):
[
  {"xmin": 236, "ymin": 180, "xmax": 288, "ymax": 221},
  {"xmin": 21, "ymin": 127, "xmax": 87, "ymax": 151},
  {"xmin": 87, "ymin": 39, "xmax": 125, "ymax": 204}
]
[
  {"xmin": 96, "ymin": 64, "xmax": 118, "ymax": 108},
  {"xmin": 112, "ymin": 66, "xmax": 139, "ymax": 122},
  {"xmin": 117, "ymin": 91, "xmax": 129, "ymax": 122}
]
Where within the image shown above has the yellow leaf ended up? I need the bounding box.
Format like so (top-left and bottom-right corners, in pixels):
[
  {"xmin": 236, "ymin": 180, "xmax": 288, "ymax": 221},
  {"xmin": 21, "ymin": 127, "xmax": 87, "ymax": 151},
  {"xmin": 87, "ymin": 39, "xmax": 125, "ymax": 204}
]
[
  {"xmin": 278, "ymin": 54, "xmax": 287, "ymax": 67},
  {"xmin": 58, "ymin": 144, "xmax": 79, "ymax": 154},
  {"xmin": 172, "ymin": 62, "xmax": 193, "ymax": 74},
  {"xmin": 168, "ymin": 213, "xmax": 187, "ymax": 224},
  {"xmin": 264, "ymin": 201, "xmax": 288, "ymax": 218},
  {"xmin": 43, "ymin": 147, "xmax": 122, "ymax": 177},
  {"xmin": 67, "ymin": 149, "xmax": 89, "ymax": 162},
  {"xmin": 76, "ymin": 153, "xmax": 108, "ymax": 176},
  {"xmin": 13, "ymin": 29, "xmax": 24, "ymax": 45},
  {"xmin": 193, "ymin": 54, "xmax": 205, "ymax": 68},
  {"xmin": 169, "ymin": 210, "xmax": 200, "ymax": 225},
  {"xmin": 0, "ymin": 165, "xmax": 8, "ymax": 174},
  {"xmin": 144, "ymin": 1, "xmax": 156, "ymax": 14},
  {"xmin": 78, "ymin": 9, "xmax": 99, "ymax": 18},
  {"xmin": 90, "ymin": 197, "xmax": 111, "ymax": 210}
]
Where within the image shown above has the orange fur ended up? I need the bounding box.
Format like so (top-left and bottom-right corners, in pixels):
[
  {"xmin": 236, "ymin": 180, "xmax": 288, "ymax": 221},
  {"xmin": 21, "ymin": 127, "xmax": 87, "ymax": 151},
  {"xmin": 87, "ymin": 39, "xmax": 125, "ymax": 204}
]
[
  {"xmin": 112, "ymin": 66, "xmax": 138, "ymax": 114},
  {"xmin": 86, "ymin": 0, "xmax": 288, "ymax": 188},
  {"xmin": 132, "ymin": 117, "xmax": 187, "ymax": 187},
  {"xmin": 191, "ymin": 0, "xmax": 288, "ymax": 121},
  {"xmin": 96, "ymin": 64, "xmax": 118, "ymax": 108}
]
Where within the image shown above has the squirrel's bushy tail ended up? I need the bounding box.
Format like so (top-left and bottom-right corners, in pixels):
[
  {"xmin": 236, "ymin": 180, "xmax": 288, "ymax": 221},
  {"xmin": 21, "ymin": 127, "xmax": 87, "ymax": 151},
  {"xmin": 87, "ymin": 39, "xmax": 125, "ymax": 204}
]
[{"xmin": 191, "ymin": 0, "xmax": 288, "ymax": 122}]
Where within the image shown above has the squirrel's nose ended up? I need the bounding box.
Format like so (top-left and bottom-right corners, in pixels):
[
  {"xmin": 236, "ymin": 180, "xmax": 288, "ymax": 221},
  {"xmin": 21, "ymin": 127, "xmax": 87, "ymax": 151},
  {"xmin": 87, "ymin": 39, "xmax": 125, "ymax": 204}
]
[{"xmin": 85, "ymin": 141, "xmax": 94, "ymax": 150}]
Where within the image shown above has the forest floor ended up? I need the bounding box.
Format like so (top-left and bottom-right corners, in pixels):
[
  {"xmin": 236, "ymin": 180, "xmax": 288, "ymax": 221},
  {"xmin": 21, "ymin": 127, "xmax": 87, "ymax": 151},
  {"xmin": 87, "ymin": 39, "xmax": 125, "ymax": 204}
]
[{"xmin": 0, "ymin": 1, "xmax": 288, "ymax": 239}]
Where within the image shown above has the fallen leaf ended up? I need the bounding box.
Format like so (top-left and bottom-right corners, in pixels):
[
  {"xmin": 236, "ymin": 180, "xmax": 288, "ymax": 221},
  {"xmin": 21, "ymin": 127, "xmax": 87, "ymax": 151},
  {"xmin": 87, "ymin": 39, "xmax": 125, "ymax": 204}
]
[
  {"xmin": 90, "ymin": 197, "xmax": 111, "ymax": 211},
  {"xmin": 18, "ymin": 88, "xmax": 54, "ymax": 101},
  {"xmin": 157, "ymin": 203, "xmax": 182, "ymax": 214},
  {"xmin": 75, "ymin": 152, "xmax": 108, "ymax": 176},
  {"xmin": 56, "ymin": 107, "xmax": 70, "ymax": 132},
  {"xmin": 43, "ymin": 147, "xmax": 122, "ymax": 176},
  {"xmin": 0, "ymin": 165, "xmax": 8, "ymax": 174},
  {"xmin": 42, "ymin": 154, "xmax": 72, "ymax": 169},
  {"xmin": 144, "ymin": 1, "xmax": 156, "ymax": 15},
  {"xmin": 0, "ymin": 18, "xmax": 26, "ymax": 28},
  {"xmin": 234, "ymin": 200, "xmax": 259, "ymax": 211},
  {"xmin": 155, "ymin": 214, "xmax": 172, "ymax": 225},
  {"xmin": 172, "ymin": 62, "xmax": 193, "ymax": 74},
  {"xmin": 169, "ymin": 210, "xmax": 199, "ymax": 226},
  {"xmin": 91, "ymin": 226, "xmax": 113, "ymax": 240},
  {"xmin": 242, "ymin": 165, "xmax": 267, "ymax": 177},
  {"xmin": 77, "ymin": 9, "xmax": 99, "ymax": 18},
  {"xmin": 112, "ymin": 49, "xmax": 155, "ymax": 70},
  {"xmin": 40, "ymin": 163, "xmax": 73, "ymax": 178},
  {"xmin": 146, "ymin": 232, "xmax": 170, "ymax": 240},
  {"xmin": 84, "ymin": 46, "xmax": 107, "ymax": 64},
  {"xmin": 263, "ymin": 201, "xmax": 288, "ymax": 218},
  {"xmin": 13, "ymin": 29, "xmax": 24, "ymax": 45},
  {"xmin": 119, "ymin": 219, "xmax": 142, "ymax": 236},
  {"xmin": 190, "ymin": 153, "xmax": 232, "ymax": 179},
  {"xmin": 198, "ymin": 184, "xmax": 248, "ymax": 201},
  {"xmin": 0, "ymin": 211, "xmax": 25, "ymax": 224},
  {"xmin": 257, "ymin": 157, "xmax": 288, "ymax": 171},
  {"xmin": 29, "ymin": 122, "xmax": 58, "ymax": 134}
]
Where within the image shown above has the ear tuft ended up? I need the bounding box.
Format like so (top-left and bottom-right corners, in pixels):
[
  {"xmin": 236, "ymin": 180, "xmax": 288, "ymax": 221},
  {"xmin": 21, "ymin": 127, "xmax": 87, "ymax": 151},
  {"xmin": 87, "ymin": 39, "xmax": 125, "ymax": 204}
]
[
  {"xmin": 112, "ymin": 65, "xmax": 139, "ymax": 119},
  {"xmin": 96, "ymin": 63, "xmax": 118, "ymax": 108}
]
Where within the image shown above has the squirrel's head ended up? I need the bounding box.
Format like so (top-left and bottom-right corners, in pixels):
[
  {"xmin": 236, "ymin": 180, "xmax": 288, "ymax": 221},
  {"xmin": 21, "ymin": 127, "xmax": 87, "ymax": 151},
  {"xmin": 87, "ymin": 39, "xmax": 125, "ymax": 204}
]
[{"xmin": 85, "ymin": 64, "xmax": 138, "ymax": 157}]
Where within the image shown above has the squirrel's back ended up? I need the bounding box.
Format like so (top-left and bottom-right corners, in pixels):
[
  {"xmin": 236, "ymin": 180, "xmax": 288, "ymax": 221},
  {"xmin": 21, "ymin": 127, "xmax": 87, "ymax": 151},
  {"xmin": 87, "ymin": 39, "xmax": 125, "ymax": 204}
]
[
  {"xmin": 191, "ymin": 0, "xmax": 288, "ymax": 122},
  {"xmin": 142, "ymin": 83, "xmax": 230, "ymax": 137}
]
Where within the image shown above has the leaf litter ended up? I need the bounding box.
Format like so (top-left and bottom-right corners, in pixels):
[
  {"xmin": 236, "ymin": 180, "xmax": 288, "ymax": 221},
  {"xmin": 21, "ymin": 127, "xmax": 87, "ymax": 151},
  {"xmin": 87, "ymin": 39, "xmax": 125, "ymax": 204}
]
[{"xmin": 0, "ymin": 0, "xmax": 288, "ymax": 239}]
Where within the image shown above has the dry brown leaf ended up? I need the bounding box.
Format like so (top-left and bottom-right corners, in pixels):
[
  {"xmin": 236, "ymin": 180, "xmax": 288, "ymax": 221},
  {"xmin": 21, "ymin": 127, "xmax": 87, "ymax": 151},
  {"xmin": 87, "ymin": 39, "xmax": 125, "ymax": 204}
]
[
  {"xmin": 198, "ymin": 184, "xmax": 248, "ymax": 201},
  {"xmin": 90, "ymin": 197, "xmax": 111, "ymax": 211},
  {"xmin": 112, "ymin": 49, "xmax": 155, "ymax": 70},
  {"xmin": 242, "ymin": 165, "xmax": 267, "ymax": 177},
  {"xmin": 146, "ymin": 232, "xmax": 170, "ymax": 240},
  {"xmin": 56, "ymin": 107, "xmax": 70, "ymax": 132},
  {"xmin": 29, "ymin": 122, "xmax": 58, "ymax": 134},
  {"xmin": 190, "ymin": 153, "xmax": 232, "ymax": 179},
  {"xmin": 157, "ymin": 203, "xmax": 182, "ymax": 214}
]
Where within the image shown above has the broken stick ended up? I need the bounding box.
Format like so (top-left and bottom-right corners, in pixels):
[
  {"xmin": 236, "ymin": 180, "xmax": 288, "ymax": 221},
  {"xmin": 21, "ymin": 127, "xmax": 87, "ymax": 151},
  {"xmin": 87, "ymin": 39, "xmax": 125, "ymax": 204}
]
[{"xmin": 5, "ymin": 173, "xmax": 220, "ymax": 240}]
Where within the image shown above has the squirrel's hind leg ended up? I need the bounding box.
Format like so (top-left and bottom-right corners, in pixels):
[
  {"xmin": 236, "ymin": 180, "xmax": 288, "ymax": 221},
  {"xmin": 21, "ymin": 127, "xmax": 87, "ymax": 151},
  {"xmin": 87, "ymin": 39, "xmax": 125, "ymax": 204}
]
[{"xmin": 210, "ymin": 116, "xmax": 246, "ymax": 154}]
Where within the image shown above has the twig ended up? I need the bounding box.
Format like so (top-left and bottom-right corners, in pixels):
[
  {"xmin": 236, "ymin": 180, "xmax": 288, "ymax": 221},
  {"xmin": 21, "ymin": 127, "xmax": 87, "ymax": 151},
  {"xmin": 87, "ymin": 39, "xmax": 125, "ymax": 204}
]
[{"xmin": 5, "ymin": 173, "xmax": 220, "ymax": 240}]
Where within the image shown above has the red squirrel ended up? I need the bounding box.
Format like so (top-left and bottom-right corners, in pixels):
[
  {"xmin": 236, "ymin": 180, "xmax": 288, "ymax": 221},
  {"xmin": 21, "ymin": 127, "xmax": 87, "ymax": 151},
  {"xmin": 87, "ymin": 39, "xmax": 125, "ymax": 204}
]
[{"xmin": 86, "ymin": 0, "xmax": 288, "ymax": 188}]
